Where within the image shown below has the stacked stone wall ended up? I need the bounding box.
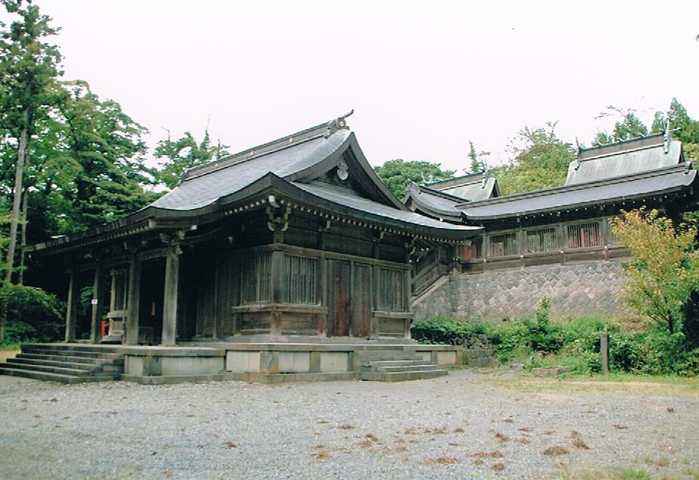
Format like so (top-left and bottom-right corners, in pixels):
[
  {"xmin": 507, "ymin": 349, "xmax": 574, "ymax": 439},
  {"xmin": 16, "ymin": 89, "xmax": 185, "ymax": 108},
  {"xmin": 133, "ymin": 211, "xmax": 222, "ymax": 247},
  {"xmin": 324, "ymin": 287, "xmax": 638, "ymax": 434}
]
[{"xmin": 412, "ymin": 259, "xmax": 633, "ymax": 322}]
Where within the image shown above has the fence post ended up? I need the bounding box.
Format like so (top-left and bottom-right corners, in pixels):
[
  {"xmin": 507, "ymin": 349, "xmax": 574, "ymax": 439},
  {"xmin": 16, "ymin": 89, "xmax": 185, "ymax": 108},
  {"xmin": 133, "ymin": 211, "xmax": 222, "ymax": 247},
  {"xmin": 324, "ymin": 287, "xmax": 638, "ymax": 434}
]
[{"xmin": 600, "ymin": 329, "xmax": 609, "ymax": 375}]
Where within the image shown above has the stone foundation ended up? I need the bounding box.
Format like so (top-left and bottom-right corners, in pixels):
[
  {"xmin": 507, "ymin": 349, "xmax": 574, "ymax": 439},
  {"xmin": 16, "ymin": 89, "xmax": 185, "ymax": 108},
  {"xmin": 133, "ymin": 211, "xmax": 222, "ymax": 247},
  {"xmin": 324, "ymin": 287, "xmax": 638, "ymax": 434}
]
[
  {"xmin": 121, "ymin": 343, "xmax": 463, "ymax": 384},
  {"xmin": 413, "ymin": 259, "xmax": 633, "ymax": 322}
]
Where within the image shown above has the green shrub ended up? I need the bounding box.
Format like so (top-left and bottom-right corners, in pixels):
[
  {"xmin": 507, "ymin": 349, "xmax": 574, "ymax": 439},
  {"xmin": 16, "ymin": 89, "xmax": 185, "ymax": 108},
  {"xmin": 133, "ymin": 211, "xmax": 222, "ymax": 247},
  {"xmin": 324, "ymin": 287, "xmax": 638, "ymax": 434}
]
[
  {"xmin": 413, "ymin": 309, "xmax": 699, "ymax": 376},
  {"xmin": 0, "ymin": 284, "xmax": 64, "ymax": 345}
]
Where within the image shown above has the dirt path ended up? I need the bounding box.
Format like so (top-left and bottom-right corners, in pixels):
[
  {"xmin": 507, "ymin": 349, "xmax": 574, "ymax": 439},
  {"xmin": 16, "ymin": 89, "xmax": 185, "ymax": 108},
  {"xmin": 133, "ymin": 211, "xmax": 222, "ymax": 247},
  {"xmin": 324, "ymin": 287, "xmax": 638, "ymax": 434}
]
[{"xmin": 0, "ymin": 370, "xmax": 697, "ymax": 480}]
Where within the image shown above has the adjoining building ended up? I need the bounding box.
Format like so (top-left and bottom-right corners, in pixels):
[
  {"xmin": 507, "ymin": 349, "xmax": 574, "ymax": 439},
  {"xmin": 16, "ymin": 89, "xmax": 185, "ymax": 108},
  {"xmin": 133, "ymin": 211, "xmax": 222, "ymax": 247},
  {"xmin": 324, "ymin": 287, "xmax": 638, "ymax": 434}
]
[{"xmin": 406, "ymin": 131, "xmax": 697, "ymax": 322}]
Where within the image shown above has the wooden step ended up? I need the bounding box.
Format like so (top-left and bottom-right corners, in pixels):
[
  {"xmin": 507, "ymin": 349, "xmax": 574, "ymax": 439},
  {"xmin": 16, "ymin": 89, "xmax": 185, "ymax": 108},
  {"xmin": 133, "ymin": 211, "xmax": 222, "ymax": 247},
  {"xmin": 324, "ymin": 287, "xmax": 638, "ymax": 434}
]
[{"xmin": 3, "ymin": 360, "xmax": 92, "ymax": 376}]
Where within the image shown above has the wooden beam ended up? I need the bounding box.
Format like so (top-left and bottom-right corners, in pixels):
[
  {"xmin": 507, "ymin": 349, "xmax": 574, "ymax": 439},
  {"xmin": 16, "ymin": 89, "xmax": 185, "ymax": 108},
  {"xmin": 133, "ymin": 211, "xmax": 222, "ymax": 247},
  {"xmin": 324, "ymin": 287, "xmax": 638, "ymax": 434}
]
[
  {"xmin": 89, "ymin": 263, "xmax": 104, "ymax": 344},
  {"xmin": 125, "ymin": 254, "xmax": 141, "ymax": 345},
  {"xmin": 64, "ymin": 265, "xmax": 78, "ymax": 342},
  {"xmin": 161, "ymin": 243, "xmax": 181, "ymax": 346}
]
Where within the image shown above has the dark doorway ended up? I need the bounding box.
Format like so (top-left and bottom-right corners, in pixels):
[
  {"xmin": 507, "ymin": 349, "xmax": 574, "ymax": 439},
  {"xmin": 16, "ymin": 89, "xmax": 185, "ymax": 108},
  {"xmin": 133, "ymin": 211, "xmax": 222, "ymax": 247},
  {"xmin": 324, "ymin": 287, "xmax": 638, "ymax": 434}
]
[
  {"xmin": 329, "ymin": 260, "xmax": 350, "ymax": 336},
  {"xmin": 139, "ymin": 259, "xmax": 165, "ymax": 345},
  {"xmin": 351, "ymin": 263, "xmax": 372, "ymax": 337}
]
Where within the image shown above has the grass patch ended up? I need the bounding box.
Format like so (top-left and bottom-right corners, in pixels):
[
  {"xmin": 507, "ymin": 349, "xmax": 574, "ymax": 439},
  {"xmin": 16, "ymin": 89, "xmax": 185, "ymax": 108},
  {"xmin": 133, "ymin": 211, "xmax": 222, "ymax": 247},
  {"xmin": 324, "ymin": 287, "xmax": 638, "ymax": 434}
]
[{"xmin": 477, "ymin": 372, "xmax": 699, "ymax": 396}]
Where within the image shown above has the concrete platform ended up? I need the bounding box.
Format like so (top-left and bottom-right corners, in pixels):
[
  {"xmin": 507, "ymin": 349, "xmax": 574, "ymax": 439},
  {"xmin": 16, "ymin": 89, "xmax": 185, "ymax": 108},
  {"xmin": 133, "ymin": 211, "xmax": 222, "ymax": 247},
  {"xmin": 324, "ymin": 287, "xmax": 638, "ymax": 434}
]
[{"xmin": 6, "ymin": 342, "xmax": 463, "ymax": 384}]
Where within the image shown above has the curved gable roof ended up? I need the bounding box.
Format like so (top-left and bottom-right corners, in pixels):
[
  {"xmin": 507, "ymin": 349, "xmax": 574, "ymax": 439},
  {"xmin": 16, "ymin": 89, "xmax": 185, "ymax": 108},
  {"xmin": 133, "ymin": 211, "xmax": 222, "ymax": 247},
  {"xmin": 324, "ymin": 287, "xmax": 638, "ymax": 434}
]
[{"xmin": 566, "ymin": 134, "xmax": 683, "ymax": 186}]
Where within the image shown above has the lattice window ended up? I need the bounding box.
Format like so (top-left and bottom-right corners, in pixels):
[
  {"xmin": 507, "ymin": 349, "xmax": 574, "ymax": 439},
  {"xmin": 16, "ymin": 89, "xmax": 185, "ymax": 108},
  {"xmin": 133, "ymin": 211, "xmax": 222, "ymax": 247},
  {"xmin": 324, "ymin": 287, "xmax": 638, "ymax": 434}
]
[
  {"xmin": 283, "ymin": 255, "xmax": 319, "ymax": 305},
  {"xmin": 489, "ymin": 232, "xmax": 518, "ymax": 257},
  {"xmin": 567, "ymin": 222, "xmax": 602, "ymax": 249},
  {"xmin": 526, "ymin": 228, "xmax": 557, "ymax": 253},
  {"xmin": 377, "ymin": 267, "xmax": 407, "ymax": 312},
  {"xmin": 241, "ymin": 252, "xmax": 272, "ymax": 304}
]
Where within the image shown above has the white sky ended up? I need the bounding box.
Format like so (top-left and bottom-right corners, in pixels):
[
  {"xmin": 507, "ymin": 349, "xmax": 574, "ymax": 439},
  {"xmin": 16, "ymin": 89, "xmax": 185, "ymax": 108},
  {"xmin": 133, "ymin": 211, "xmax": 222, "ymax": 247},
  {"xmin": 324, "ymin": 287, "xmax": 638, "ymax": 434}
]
[{"xmin": 32, "ymin": 0, "xmax": 699, "ymax": 172}]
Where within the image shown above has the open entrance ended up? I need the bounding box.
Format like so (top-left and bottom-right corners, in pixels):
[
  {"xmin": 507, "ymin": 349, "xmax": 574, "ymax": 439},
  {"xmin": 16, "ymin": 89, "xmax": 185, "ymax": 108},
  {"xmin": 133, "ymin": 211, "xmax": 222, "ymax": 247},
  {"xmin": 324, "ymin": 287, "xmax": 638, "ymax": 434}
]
[{"xmin": 139, "ymin": 258, "xmax": 165, "ymax": 345}]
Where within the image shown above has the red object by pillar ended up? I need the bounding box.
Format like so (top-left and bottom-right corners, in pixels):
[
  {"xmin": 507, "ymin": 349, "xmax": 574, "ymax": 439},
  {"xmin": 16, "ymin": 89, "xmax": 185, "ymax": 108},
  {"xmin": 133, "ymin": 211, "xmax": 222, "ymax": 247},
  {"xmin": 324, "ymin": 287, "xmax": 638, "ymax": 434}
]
[{"xmin": 99, "ymin": 320, "xmax": 109, "ymax": 338}]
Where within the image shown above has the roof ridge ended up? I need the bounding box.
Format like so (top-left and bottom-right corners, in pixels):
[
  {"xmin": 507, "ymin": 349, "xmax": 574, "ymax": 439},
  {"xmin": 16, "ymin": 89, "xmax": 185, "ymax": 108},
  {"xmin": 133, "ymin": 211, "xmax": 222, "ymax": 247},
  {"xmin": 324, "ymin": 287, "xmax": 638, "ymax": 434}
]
[
  {"xmin": 458, "ymin": 163, "xmax": 691, "ymax": 209},
  {"xmin": 414, "ymin": 184, "xmax": 469, "ymax": 202},
  {"xmin": 181, "ymin": 112, "xmax": 353, "ymax": 182},
  {"xmin": 578, "ymin": 132, "xmax": 664, "ymax": 156},
  {"xmin": 426, "ymin": 171, "xmax": 485, "ymax": 188}
]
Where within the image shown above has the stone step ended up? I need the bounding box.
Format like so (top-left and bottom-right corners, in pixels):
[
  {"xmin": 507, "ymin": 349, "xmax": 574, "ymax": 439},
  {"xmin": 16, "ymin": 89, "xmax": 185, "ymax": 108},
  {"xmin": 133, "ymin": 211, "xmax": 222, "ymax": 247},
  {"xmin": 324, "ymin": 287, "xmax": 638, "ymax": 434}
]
[
  {"xmin": 355, "ymin": 350, "xmax": 418, "ymax": 362},
  {"xmin": 3, "ymin": 360, "xmax": 93, "ymax": 376},
  {"xmin": 364, "ymin": 360, "xmax": 428, "ymax": 368},
  {"xmin": 21, "ymin": 348, "xmax": 122, "ymax": 360},
  {"xmin": 22, "ymin": 343, "xmax": 123, "ymax": 354},
  {"xmin": 373, "ymin": 364, "xmax": 440, "ymax": 373},
  {"xmin": 18, "ymin": 353, "xmax": 103, "ymax": 365},
  {"xmin": 7, "ymin": 357, "xmax": 101, "ymax": 372},
  {"xmin": 0, "ymin": 366, "xmax": 118, "ymax": 384},
  {"xmin": 360, "ymin": 368, "xmax": 448, "ymax": 382}
]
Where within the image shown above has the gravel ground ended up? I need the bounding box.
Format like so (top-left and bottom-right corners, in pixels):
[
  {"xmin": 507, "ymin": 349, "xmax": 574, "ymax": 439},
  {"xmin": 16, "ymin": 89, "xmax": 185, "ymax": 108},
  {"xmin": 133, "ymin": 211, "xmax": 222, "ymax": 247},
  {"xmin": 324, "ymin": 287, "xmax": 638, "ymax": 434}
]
[{"xmin": 0, "ymin": 370, "xmax": 697, "ymax": 480}]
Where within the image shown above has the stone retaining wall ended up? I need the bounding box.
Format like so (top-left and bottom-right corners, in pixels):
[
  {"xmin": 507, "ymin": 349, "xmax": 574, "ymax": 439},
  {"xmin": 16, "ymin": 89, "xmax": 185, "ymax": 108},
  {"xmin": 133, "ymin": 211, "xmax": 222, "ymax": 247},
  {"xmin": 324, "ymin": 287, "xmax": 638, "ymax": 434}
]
[{"xmin": 413, "ymin": 259, "xmax": 633, "ymax": 322}]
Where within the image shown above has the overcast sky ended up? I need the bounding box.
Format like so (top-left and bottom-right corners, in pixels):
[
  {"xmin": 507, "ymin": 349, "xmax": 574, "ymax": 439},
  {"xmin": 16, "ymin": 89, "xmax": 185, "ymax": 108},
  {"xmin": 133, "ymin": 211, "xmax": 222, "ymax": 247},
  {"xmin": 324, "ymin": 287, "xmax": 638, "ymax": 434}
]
[{"xmin": 33, "ymin": 0, "xmax": 699, "ymax": 172}]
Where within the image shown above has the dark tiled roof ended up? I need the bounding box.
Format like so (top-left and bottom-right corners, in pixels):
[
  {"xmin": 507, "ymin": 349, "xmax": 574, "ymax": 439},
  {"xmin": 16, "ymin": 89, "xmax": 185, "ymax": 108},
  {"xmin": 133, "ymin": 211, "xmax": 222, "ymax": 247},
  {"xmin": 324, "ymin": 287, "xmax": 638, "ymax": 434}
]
[
  {"xmin": 403, "ymin": 183, "xmax": 464, "ymax": 222},
  {"xmin": 293, "ymin": 181, "xmax": 477, "ymax": 232},
  {"xmin": 152, "ymin": 127, "xmax": 351, "ymax": 210},
  {"xmin": 461, "ymin": 164, "xmax": 696, "ymax": 220},
  {"xmin": 426, "ymin": 172, "xmax": 499, "ymax": 201},
  {"xmin": 566, "ymin": 134, "xmax": 683, "ymax": 186}
]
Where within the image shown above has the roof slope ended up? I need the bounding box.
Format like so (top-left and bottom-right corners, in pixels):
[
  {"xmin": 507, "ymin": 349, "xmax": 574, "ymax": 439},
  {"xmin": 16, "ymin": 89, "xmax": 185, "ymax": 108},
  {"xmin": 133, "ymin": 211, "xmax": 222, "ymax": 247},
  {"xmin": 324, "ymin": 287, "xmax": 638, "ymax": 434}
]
[
  {"xmin": 403, "ymin": 183, "xmax": 464, "ymax": 223},
  {"xmin": 152, "ymin": 121, "xmax": 351, "ymax": 211},
  {"xmin": 566, "ymin": 133, "xmax": 683, "ymax": 186},
  {"xmin": 426, "ymin": 172, "xmax": 499, "ymax": 201},
  {"xmin": 460, "ymin": 164, "xmax": 696, "ymax": 220},
  {"xmin": 294, "ymin": 181, "xmax": 476, "ymax": 231}
]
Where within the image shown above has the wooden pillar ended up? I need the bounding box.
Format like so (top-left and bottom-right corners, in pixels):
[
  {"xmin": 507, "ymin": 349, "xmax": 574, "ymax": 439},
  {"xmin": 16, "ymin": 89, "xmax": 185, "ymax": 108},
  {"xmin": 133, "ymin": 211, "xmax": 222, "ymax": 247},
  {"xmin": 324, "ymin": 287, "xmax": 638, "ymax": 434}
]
[
  {"xmin": 161, "ymin": 243, "xmax": 181, "ymax": 346},
  {"xmin": 89, "ymin": 263, "xmax": 104, "ymax": 344},
  {"xmin": 125, "ymin": 254, "xmax": 141, "ymax": 345},
  {"xmin": 64, "ymin": 265, "xmax": 79, "ymax": 343}
]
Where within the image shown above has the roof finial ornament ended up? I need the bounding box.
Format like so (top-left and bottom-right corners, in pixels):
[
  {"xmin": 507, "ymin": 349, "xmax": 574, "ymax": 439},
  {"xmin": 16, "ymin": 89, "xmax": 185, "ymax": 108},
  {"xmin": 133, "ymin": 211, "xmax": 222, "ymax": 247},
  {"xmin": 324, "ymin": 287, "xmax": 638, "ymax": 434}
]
[
  {"xmin": 480, "ymin": 169, "xmax": 490, "ymax": 189},
  {"xmin": 575, "ymin": 137, "xmax": 582, "ymax": 156},
  {"xmin": 663, "ymin": 116, "xmax": 671, "ymax": 154},
  {"xmin": 325, "ymin": 109, "xmax": 354, "ymax": 137}
]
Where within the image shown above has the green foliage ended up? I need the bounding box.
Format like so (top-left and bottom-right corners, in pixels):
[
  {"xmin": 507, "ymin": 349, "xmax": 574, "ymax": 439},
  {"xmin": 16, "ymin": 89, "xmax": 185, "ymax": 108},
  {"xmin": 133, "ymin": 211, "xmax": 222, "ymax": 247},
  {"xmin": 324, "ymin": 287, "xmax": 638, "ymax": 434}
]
[
  {"xmin": 155, "ymin": 129, "xmax": 230, "ymax": 189},
  {"xmin": 494, "ymin": 122, "xmax": 575, "ymax": 195},
  {"xmin": 0, "ymin": 283, "xmax": 64, "ymax": 344},
  {"xmin": 374, "ymin": 159, "xmax": 455, "ymax": 199},
  {"xmin": 593, "ymin": 107, "xmax": 649, "ymax": 145},
  {"xmin": 466, "ymin": 140, "xmax": 489, "ymax": 174},
  {"xmin": 611, "ymin": 209, "xmax": 699, "ymax": 335},
  {"xmin": 413, "ymin": 308, "xmax": 699, "ymax": 376}
]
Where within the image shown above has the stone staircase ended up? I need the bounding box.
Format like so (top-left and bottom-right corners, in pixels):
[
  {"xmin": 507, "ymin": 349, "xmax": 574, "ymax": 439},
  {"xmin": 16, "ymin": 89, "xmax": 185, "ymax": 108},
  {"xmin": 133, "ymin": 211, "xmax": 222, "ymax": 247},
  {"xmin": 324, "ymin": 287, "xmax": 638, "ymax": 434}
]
[
  {"xmin": 358, "ymin": 348, "xmax": 448, "ymax": 382},
  {"xmin": 0, "ymin": 343, "xmax": 125, "ymax": 384}
]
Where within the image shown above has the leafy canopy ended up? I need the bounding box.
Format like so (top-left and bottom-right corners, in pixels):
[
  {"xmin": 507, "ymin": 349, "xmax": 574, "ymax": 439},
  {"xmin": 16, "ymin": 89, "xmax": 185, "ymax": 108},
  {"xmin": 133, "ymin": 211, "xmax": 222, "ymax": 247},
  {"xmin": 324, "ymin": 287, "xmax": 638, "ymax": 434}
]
[
  {"xmin": 494, "ymin": 122, "xmax": 575, "ymax": 195},
  {"xmin": 611, "ymin": 209, "xmax": 699, "ymax": 334},
  {"xmin": 155, "ymin": 130, "xmax": 230, "ymax": 189},
  {"xmin": 374, "ymin": 159, "xmax": 455, "ymax": 199}
]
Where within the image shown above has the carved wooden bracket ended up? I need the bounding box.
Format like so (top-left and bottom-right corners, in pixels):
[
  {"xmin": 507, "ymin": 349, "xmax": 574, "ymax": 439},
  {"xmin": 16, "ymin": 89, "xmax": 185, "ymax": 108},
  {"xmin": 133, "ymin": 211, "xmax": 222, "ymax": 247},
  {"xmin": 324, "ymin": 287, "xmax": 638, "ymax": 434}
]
[
  {"xmin": 159, "ymin": 230, "xmax": 185, "ymax": 255},
  {"xmin": 266, "ymin": 204, "xmax": 290, "ymax": 232}
]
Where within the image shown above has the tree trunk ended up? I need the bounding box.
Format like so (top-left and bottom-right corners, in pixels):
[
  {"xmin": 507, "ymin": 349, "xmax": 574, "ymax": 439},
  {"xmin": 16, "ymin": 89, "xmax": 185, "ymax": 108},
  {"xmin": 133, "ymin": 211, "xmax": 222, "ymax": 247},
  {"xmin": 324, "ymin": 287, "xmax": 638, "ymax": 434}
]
[
  {"xmin": 18, "ymin": 191, "xmax": 28, "ymax": 285},
  {"xmin": 5, "ymin": 123, "xmax": 28, "ymax": 284}
]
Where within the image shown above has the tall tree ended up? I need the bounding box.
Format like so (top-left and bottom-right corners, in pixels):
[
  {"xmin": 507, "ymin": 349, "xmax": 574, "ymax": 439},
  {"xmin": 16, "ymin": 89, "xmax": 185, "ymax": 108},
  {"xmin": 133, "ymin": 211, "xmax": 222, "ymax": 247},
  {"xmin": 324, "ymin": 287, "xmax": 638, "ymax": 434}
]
[
  {"xmin": 0, "ymin": 0, "xmax": 62, "ymax": 284},
  {"xmin": 374, "ymin": 159, "xmax": 455, "ymax": 199},
  {"xmin": 155, "ymin": 130, "xmax": 230, "ymax": 189},
  {"xmin": 56, "ymin": 81, "xmax": 158, "ymax": 232},
  {"xmin": 495, "ymin": 122, "xmax": 575, "ymax": 195},
  {"xmin": 467, "ymin": 140, "xmax": 489, "ymax": 174},
  {"xmin": 593, "ymin": 107, "xmax": 648, "ymax": 145}
]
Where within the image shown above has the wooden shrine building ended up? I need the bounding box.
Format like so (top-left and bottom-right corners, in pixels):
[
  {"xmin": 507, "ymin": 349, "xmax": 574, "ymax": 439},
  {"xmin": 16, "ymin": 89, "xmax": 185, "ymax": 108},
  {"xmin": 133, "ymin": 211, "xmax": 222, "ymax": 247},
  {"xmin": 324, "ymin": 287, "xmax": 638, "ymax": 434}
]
[{"xmin": 30, "ymin": 113, "xmax": 478, "ymax": 347}]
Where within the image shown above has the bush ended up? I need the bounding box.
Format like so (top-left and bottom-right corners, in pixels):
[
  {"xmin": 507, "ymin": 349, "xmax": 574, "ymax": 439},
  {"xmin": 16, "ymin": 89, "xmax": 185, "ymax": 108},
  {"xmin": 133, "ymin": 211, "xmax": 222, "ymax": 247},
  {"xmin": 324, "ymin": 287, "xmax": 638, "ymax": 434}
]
[
  {"xmin": 412, "ymin": 309, "xmax": 699, "ymax": 376},
  {"xmin": 0, "ymin": 284, "xmax": 64, "ymax": 345}
]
